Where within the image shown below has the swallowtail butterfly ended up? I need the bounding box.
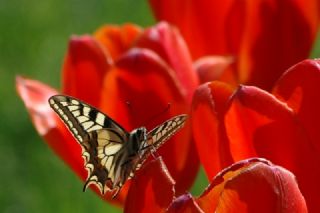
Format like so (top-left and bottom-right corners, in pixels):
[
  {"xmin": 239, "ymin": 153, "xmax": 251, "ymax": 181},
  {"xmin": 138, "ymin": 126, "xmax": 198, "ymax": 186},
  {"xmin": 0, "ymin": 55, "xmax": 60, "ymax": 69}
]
[{"xmin": 48, "ymin": 95, "xmax": 187, "ymax": 197}]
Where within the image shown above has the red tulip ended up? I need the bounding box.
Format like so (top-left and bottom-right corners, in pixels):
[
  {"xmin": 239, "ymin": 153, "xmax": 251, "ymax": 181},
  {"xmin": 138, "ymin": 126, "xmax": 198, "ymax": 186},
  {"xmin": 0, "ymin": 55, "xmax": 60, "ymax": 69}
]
[
  {"xmin": 126, "ymin": 157, "xmax": 307, "ymax": 212},
  {"xmin": 191, "ymin": 59, "xmax": 320, "ymax": 212},
  {"xmin": 149, "ymin": 0, "xmax": 320, "ymax": 90},
  {"xmin": 16, "ymin": 22, "xmax": 199, "ymax": 207}
]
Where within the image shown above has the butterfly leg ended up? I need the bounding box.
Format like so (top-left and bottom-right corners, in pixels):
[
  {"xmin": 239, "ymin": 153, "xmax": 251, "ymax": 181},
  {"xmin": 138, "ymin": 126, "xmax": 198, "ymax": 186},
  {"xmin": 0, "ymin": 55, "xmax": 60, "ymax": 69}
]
[
  {"xmin": 112, "ymin": 186, "xmax": 120, "ymax": 199},
  {"xmin": 140, "ymin": 143, "xmax": 159, "ymax": 159},
  {"xmin": 149, "ymin": 140, "xmax": 159, "ymax": 158},
  {"xmin": 150, "ymin": 145, "xmax": 159, "ymax": 159}
]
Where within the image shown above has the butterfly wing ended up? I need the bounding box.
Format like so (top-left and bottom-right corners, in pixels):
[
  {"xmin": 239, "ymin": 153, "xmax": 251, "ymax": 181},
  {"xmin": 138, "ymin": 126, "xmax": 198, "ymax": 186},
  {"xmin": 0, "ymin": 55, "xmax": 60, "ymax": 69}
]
[
  {"xmin": 48, "ymin": 95, "xmax": 127, "ymax": 142},
  {"xmin": 83, "ymin": 128, "xmax": 128, "ymax": 194},
  {"xmin": 49, "ymin": 95, "xmax": 129, "ymax": 194},
  {"xmin": 146, "ymin": 114, "xmax": 187, "ymax": 149},
  {"xmin": 134, "ymin": 114, "xmax": 188, "ymax": 170}
]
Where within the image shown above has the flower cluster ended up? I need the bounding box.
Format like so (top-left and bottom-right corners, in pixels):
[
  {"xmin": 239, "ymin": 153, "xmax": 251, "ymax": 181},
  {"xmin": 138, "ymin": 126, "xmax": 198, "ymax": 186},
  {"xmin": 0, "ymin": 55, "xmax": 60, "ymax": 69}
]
[{"xmin": 17, "ymin": 0, "xmax": 320, "ymax": 212}]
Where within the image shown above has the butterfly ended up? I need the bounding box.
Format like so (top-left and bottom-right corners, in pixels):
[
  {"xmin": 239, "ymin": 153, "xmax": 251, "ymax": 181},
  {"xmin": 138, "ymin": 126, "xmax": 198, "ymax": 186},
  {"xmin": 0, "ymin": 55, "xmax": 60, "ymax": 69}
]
[{"xmin": 48, "ymin": 95, "xmax": 187, "ymax": 197}]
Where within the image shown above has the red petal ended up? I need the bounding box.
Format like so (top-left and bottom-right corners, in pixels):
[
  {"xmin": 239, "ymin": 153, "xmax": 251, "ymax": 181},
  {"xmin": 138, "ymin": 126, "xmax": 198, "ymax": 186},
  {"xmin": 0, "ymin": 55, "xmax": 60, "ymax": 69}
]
[
  {"xmin": 197, "ymin": 158, "xmax": 307, "ymax": 212},
  {"xmin": 16, "ymin": 76, "xmax": 85, "ymax": 186},
  {"xmin": 62, "ymin": 36, "xmax": 111, "ymax": 107},
  {"xmin": 149, "ymin": 0, "xmax": 236, "ymax": 58},
  {"xmin": 101, "ymin": 48, "xmax": 199, "ymax": 195},
  {"xmin": 149, "ymin": 0, "xmax": 319, "ymax": 90},
  {"xmin": 167, "ymin": 193, "xmax": 204, "ymax": 213},
  {"xmin": 191, "ymin": 81, "xmax": 234, "ymax": 179},
  {"xmin": 225, "ymin": 86, "xmax": 293, "ymax": 159},
  {"xmin": 94, "ymin": 24, "xmax": 142, "ymax": 60},
  {"xmin": 16, "ymin": 76, "xmax": 125, "ymax": 205},
  {"xmin": 272, "ymin": 59, "xmax": 320, "ymax": 212},
  {"xmin": 225, "ymin": 85, "xmax": 320, "ymax": 212},
  {"xmin": 233, "ymin": 0, "xmax": 320, "ymax": 90},
  {"xmin": 194, "ymin": 56, "xmax": 234, "ymax": 84},
  {"xmin": 124, "ymin": 157, "xmax": 175, "ymax": 213},
  {"xmin": 136, "ymin": 22, "xmax": 199, "ymax": 103},
  {"xmin": 16, "ymin": 76, "xmax": 59, "ymax": 136},
  {"xmin": 273, "ymin": 59, "xmax": 320, "ymax": 155}
]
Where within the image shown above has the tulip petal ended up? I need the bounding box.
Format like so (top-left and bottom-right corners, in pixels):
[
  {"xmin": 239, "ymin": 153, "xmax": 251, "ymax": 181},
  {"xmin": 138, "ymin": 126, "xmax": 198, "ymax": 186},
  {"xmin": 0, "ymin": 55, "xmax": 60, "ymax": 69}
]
[
  {"xmin": 136, "ymin": 22, "xmax": 199, "ymax": 103},
  {"xmin": 101, "ymin": 48, "xmax": 199, "ymax": 195},
  {"xmin": 16, "ymin": 76, "xmax": 85, "ymax": 183},
  {"xmin": 273, "ymin": 59, "xmax": 320, "ymax": 155},
  {"xmin": 149, "ymin": 0, "xmax": 236, "ymax": 59},
  {"xmin": 62, "ymin": 36, "xmax": 112, "ymax": 107},
  {"xmin": 16, "ymin": 76, "xmax": 59, "ymax": 136},
  {"xmin": 196, "ymin": 158, "xmax": 307, "ymax": 212},
  {"xmin": 225, "ymin": 85, "xmax": 301, "ymax": 160},
  {"xmin": 124, "ymin": 157, "xmax": 175, "ymax": 213},
  {"xmin": 191, "ymin": 81, "xmax": 234, "ymax": 179},
  {"xmin": 167, "ymin": 193, "xmax": 204, "ymax": 213},
  {"xmin": 233, "ymin": 0, "xmax": 320, "ymax": 90},
  {"xmin": 149, "ymin": 0, "xmax": 319, "ymax": 90},
  {"xmin": 94, "ymin": 24, "xmax": 143, "ymax": 60},
  {"xmin": 194, "ymin": 56, "xmax": 234, "ymax": 84},
  {"xmin": 225, "ymin": 85, "xmax": 320, "ymax": 212},
  {"xmin": 16, "ymin": 76, "xmax": 126, "ymax": 205},
  {"xmin": 272, "ymin": 59, "xmax": 320, "ymax": 212}
]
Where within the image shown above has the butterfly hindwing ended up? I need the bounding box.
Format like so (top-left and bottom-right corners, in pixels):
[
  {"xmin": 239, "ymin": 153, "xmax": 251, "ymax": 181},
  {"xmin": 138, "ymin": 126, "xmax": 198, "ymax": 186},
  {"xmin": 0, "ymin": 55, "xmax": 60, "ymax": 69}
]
[{"xmin": 82, "ymin": 128, "xmax": 128, "ymax": 194}]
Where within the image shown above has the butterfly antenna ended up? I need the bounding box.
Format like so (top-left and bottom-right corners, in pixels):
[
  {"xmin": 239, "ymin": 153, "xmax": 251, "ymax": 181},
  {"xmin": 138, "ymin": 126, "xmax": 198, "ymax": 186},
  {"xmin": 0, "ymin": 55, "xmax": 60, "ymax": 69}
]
[
  {"xmin": 112, "ymin": 187, "xmax": 120, "ymax": 199},
  {"xmin": 143, "ymin": 103, "xmax": 171, "ymax": 127}
]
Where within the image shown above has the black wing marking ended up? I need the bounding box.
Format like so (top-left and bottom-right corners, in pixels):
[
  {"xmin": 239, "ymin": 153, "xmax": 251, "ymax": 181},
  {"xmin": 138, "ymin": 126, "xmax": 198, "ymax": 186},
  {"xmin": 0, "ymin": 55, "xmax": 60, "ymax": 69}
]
[{"xmin": 48, "ymin": 95, "xmax": 128, "ymax": 143}]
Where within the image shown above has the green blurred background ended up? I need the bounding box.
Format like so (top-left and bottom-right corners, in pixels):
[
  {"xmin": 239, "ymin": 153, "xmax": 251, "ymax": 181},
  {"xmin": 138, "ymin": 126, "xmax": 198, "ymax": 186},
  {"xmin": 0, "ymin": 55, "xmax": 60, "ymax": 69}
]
[{"xmin": 0, "ymin": 0, "xmax": 209, "ymax": 212}]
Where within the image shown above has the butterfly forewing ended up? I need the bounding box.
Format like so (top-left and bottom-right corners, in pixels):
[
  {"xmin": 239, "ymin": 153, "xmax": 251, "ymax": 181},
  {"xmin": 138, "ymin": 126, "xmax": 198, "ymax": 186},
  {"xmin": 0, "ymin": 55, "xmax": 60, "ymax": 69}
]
[
  {"xmin": 134, "ymin": 115, "xmax": 187, "ymax": 171},
  {"xmin": 49, "ymin": 95, "xmax": 129, "ymax": 194},
  {"xmin": 146, "ymin": 114, "xmax": 187, "ymax": 150},
  {"xmin": 49, "ymin": 95, "xmax": 127, "ymax": 143}
]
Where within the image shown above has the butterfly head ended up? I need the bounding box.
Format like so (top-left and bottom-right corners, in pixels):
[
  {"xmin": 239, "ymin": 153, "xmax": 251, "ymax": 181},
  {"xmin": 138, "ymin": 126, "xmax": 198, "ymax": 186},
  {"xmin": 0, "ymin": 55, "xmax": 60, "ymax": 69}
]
[{"xmin": 130, "ymin": 127, "xmax": 147, "ymax": 153}]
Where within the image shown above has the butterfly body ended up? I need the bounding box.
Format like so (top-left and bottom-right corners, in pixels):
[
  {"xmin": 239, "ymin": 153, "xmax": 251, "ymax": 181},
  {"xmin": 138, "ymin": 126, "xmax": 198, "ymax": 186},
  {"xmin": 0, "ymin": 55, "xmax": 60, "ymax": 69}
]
[{"xmin": 49, "ymin": 95, "xmax": 187, "ymax": 197}]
